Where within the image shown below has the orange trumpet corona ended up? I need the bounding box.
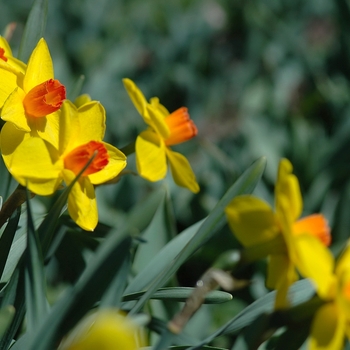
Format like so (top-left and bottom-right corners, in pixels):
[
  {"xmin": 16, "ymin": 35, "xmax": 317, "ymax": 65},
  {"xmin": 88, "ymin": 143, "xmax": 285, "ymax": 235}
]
[
  {"xmin": 164, "ymin": 107, "xmax": 197, "ymax": 146},
  {"xmin": 64, "ymin": 141, "xmax": 109, "ymax": 177},
  {"xmin": 23, "ymin": 79, "xmax": 66, "ymax": 117},
  {"xmin": 293, "ymin": 214, "xmax": 331, "ymax": 246}
]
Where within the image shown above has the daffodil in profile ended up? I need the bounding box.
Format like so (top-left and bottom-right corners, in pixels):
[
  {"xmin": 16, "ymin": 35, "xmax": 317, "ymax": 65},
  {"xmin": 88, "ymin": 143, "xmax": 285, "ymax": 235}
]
[
  {"xmin": 1, "ymin": 100, "xmax": 126, "ymax": 231},
  {"xmin": 123, "ymin": 78, "xmax": 199, "ymax": 193},
  {"xmin": 0, "ymin": 38, "xmax": 66, "ymax": 148},
  {"xmin": 225, "ymin": 158, "xmax": 333, "ymax": 308},
  {"xmin": 59, "ymin": 309, "xmax": 144, "ymax": 350}
]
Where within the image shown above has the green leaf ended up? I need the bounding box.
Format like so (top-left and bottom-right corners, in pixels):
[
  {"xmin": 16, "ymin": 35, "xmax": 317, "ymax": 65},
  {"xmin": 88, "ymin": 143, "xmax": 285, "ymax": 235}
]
[
  {"xmin": 0, "ymin": 306, "xmax": 15, "ymax": 339},
  {"xmin": 24, "ymin": 189, "xmax": 48, "ymax": 332},
  {"xmin": 18, "ymin": 0, "xmax": 48, "ymax": 62},
  {"xmin": 148, "ymin": 317, "xmax": 200, "ymax": 346},
  {"xmin": 124, "ymin": 219, "xmax": 204, "ymax": 296},
  {"xmin": 0, "ymin": 269, "xmax": 25, "ymax": 350},
  {"xmin": 123, "ymin": 287, "xmax": 232, "ymax": 304},
  {"xmin": 132, "ymin": 191, "xmax": 176, "ymax": 277},
  {"xmin": 68, "ymin": 75, "xmax": 85, "ymax": 101},
  {"xmin": 11, "ymin": 231, "xmax": 132, "ymax": 350},
  {"xmin": 99, "ymin": 252, "xmax": 131, "ymax": 308},
  {"xmin": 188, "ymin": 279, "xmax": 315, "ymax": 349},
  {"xmin": 0, "ymin": 207, "xmax": 21, "ymax": 279},
  {"xmin": 128, "ymin": 157, "xmax": 266, "ymax": 315}
]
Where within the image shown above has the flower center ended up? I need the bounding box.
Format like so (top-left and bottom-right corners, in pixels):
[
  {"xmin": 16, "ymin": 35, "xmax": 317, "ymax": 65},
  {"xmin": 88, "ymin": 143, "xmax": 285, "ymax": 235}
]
[
  {"xmin": 23, "ymin": 79, "xmax": 66, "ymax": 117},
  {"xmin": 0, "ymin": 48, "xmax": 7, "ymax": 62},
  {"xmin": 164, "ymin": 107, "xmax": 197, "ymax": 146},
  {"xmin": 293, "ymin": 213, "xmax": 331, "ymax": 246},
  {"xmin": 64, "ymin": 141, "xmax": 109, "ymax": 177}
]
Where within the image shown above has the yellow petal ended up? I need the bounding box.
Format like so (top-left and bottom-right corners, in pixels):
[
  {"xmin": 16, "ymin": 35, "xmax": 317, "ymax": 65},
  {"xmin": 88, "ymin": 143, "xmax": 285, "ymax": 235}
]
[
  {"xmin": 1, "ymin": 121, "xmax": 30, "ymax": 167},
  {"xmin": 123, "ymin": 78, "xmax": 148, "ymax": 122},
  {"xmin": 166, "ymin": 148, "xmax": 199, "ymax": 193},
  {"xmin": 6, "ymin": 137, "xmax": 61, "ymax": 195},
  {"xmin": 76, "ymin": 101, "xmax": 106, "ymax": 144},
  {"xmin": 294, "ymin": 235, "xmax": 335, "ymax": 299},
  {"xmin": 135, "ymin": 130, "xmax": 167, "ymax": 182},
  {"xmin": 88, "ymin": 143, "xmax": 127, "ymax": 185},
  {"xmin": 267, "ymin": 255, "xmax": 298, "ymax": 309},
  {"xmin": 275, "ymin": 158, "xmax": 302, "ymax": 222},
  {"xmin": 58, "ymin": 100, "xmax": 78, "ymax": 153},
  {"xmin": 59, "ymin": 310, "xmax": 142, "ymax": 350},
  {"xmin": 63, "ymin": 170, "xmax": 98, "ymax": 231},
  {"xmin": 150, "ymin": 97, "xmax": 170, "ymax": 116},
  {"xmin": 225, "ymin": 196, "xmax": 279, "ymax": 246},
  {"xmin": 0, "ymin": 36, "xmax": 11, "ymax": 55},
  {"xmin": 335, "ymin": 244, "xmax": 350, "ymax": 277},
  {"xmin": 1, "ymin": 88, "xmax": 31, "ymax": 132},
  {"xmin": 309, "ymin": 303, "xmax": 345, "ymax": 350},
  {"xmin": 74, "ymin": 94, "xmax": 91, "ymax": 108},
  {"xmin": 28, "ymin": 110, "xmax": 60, "ymax": 149},
  {"xmin": 23, "ymin": 38, "xmax": 54, "ymax": 92},
  {"xmin": 146, "ymin": 104, "xmax": 170, "ymax": 139},
  {"xmin": 0, "ymin": 63, "xmax": 23, "ymax": 108}
]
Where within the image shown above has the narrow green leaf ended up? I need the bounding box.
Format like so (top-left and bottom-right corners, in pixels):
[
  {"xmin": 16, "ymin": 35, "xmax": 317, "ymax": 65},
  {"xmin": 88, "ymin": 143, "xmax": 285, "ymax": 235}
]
[
  {"xmin": 0, "ymin": 306, "xmax": 15, "ymax": 340},
  {"xmin": 68, "ymin": 75, "xmax": 85, "ymax": 101},
  {"xmin": 148, "ymin": 316, "xmax": 200, "ymax": 346},
  {"xmin": 18, "ymin": 0, "xmax": 48, "ymax": 62},
  {"xmin": 0, "ymin": 207, "xmax": 21, "ymax": 279},
  {"xmin": 124, "ymin": 220, "xmax": 204, "ymax": 295},
  {"xmin": 188, "ymin": 279, "xmax": 315, "ymax": 349},
  {"xmin": 132, "ymin": 192, "xmax": 176, "ymax": 277},
  {"xmin": 12, "ymin": 231, "xmax": 132, "ymax": 350},
  {"xmin": 0, "ymin": 268, "xmax": 25, "ymax": 350},
  {"xmin": 129, "ymin": 157, "xmax": 266, "ymax": 315},
  {"xmin": 24, "ymin": 189, "xmax": 48, "ymax": 332},
  {"xmin": 99, "ymin": 252, "xmax": 131, "ymax": 308},
  {"xmin": 123, "ymin": 288, "xmax": 232, "ymax": 304}
]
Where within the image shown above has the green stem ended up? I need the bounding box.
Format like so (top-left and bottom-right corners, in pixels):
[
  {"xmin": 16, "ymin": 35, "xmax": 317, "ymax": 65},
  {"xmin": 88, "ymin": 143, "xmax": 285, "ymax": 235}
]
[
  {"xmin": 120, "ymin": 141, "xmax": 135, "ymax": 156},
  {"xmin": 0, "ymin": 185, "xmax": 35, "ymax": 229}
]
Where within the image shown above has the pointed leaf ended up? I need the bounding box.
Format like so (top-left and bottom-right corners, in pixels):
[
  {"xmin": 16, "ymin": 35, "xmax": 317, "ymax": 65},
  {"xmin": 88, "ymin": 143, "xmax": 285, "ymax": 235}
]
[
  {"xmin": 18, "ymin": 0, "xmax": 48, "ymax": 62},
  {"xmin": 24, "ymin": 189, "xmax": 48, "ymax": 332},
  {"xmin": 129, "ymin": 157, "xmax": 266, "ymax": 315}
]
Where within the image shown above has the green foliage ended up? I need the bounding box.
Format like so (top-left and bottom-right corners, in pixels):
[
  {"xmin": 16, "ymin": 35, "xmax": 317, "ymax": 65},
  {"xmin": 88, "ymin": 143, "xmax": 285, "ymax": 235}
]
[{"xmin": 0, "ymin": 0, "xmax": 349, "ymax": 349}]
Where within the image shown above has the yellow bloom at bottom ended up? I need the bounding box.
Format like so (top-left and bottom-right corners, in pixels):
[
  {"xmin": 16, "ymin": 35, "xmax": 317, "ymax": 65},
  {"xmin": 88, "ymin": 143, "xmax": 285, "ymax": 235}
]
[{"xmin": 59, "ymin": 310, "xmax": 142, "ymax": 350}]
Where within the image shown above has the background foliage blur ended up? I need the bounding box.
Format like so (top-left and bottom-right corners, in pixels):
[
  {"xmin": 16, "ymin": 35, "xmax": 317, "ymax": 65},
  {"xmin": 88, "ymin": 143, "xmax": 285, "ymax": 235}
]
[{"xmin": 1, "ymin": 0, "xmax": 349, "ymax": 346}]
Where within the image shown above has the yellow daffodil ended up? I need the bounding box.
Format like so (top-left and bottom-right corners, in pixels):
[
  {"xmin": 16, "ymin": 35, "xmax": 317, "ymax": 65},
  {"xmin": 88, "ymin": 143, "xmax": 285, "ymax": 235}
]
[
  {"xmin": 225, "ymin": 158, "xmax": 333, "ymax": 308},
  {"xmin": 123, "ymin": 78, "xmax": 199, "ymax": 193},
  {"xmin": 59, "ymin": 310, "xmax": 143, "ymax": 350},
  {"xmin": 1, "ymin": 100, "xmax": 126, "ymax": 231},
  {"xmin": 308, "ymin": 245, "xmax": 350, "ymax": 350},
  {"xmin": 0, "ymin": 38, "xmax": 66, "ymax": 149}
]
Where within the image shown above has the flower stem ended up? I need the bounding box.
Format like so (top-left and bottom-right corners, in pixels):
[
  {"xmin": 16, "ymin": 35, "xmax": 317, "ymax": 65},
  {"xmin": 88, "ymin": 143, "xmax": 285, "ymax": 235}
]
[{"xmin": 0, "ymin": 185, "xmax": 34, "ymax": 228}]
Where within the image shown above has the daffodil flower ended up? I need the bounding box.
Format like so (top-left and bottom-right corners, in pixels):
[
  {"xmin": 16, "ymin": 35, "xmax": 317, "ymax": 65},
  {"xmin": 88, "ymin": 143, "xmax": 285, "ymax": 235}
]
[
  {"xmin": 225, "ymin": 158, "xmax": 333, "ymax": 308},
  {"xmin": 0, "ymin": 38, "xmax": 66, "ymax": 149},
  {"xmin": 59, "ymin": 310, "xmax": 144, "ymax": 350},
  {"xmin": 1, "ymin": 100, "xmax": 127, "ymax": 231},
  {"xmin": 123, "ymin": 78, "xmax": 199, "ymax": 193},
  {"xmin": 307, "ymin": 245, "xmax": 350, "ymax": 350}
]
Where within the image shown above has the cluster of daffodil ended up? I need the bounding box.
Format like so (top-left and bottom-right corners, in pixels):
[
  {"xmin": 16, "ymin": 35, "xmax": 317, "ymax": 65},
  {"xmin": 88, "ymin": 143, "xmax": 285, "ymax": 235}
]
[
  {"xmin": 0, "ymin": 37, "xmax": 199, "ymax": 231},
  {"xmin": 225, "ymin": 158, "xmax": 350, "ymax": 350}
]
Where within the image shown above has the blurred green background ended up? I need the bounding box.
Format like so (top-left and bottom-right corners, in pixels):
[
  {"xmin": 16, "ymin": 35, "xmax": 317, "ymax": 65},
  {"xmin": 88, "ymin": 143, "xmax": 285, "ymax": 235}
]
[{"xmin": 1, "ymin": 0, "xmax": 350, "ymax": 345}]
